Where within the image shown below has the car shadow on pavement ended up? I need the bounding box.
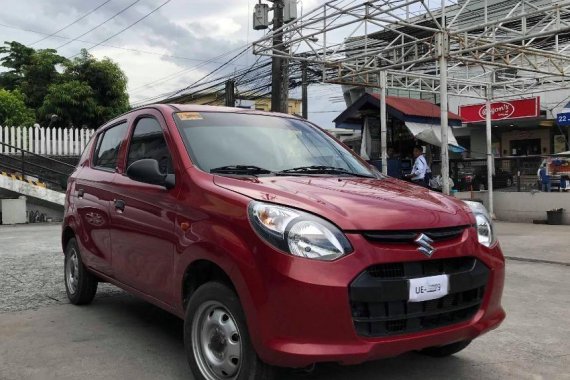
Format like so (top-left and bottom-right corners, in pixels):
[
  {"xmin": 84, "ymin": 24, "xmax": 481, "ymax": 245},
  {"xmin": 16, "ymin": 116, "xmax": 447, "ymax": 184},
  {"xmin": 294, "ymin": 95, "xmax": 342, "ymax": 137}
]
[{"xmin": 87, "ymin": 293, "xmax": 481, "ymax": 380}]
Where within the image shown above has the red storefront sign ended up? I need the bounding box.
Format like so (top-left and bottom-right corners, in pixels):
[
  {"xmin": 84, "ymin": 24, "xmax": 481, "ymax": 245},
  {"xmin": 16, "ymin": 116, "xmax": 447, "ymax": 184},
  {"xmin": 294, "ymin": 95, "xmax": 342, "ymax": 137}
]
[{"xmin": 459, "ymin": 97, "xmax": 540, "ymax": 123}]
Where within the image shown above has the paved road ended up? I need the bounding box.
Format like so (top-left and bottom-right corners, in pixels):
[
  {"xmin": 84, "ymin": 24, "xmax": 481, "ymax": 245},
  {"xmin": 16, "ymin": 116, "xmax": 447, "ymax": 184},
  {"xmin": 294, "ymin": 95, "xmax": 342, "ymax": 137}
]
[{"xmin": 0, "ymin": 223, "xmax": 569, "ymax": 380}]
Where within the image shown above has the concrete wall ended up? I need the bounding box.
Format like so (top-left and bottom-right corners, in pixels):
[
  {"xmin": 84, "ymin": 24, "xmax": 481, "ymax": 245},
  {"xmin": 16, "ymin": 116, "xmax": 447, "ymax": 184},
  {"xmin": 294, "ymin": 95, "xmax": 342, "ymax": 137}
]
[
  {"xmin": 455, "ymin": 191, "xmax": 570, "ymax": 224},
  {"xmin": 470, "ymin": 129, "xmax": 487, "ymax": 159},
  {"xmin": 0, "ymin": 194, "xmax": 63, "ymax": 224},
  {"xmin": 1, "ymin": 198, "xmax": 27, "ymax": 224}
]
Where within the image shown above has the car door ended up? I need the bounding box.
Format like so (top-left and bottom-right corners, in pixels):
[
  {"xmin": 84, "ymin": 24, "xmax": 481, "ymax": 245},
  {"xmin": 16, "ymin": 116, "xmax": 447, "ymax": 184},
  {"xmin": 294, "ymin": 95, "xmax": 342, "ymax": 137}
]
[
  {"xmin": 75, "ymin": 121, "xmax": 128, "ymax": 275},
  {"xmin": 108, "ymin": 112, "xmax": 179, "ymax": 303}
]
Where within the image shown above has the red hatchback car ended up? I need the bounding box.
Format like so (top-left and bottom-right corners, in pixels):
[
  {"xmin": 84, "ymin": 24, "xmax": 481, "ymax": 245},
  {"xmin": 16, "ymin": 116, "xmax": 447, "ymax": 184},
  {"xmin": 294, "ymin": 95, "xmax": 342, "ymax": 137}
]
[{"xmin": 62, "ymin": 104, "xmax": 505, "ymax": 380}]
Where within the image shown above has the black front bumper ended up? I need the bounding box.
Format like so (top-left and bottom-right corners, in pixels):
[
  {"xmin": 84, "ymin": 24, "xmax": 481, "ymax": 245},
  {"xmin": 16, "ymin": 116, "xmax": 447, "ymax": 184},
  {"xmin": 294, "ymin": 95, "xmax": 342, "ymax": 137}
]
[{"xmin": 349, "ymin": 257, "xmax": 490, "ymax": 337}]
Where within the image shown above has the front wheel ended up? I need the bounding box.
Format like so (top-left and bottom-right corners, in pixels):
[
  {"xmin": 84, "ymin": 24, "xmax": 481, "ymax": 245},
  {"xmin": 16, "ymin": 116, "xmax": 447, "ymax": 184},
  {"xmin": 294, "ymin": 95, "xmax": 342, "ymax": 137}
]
[
  {"xmin": 64, "ymin": 238, "xmax": 98, "ymax": 305},
  {"xmin": 184, "ymin": 282, "xmax": 275, "ymax": 380},
  {"xmin": 418, "ymin": 340, "xmax": 472, "ymax": 357}
]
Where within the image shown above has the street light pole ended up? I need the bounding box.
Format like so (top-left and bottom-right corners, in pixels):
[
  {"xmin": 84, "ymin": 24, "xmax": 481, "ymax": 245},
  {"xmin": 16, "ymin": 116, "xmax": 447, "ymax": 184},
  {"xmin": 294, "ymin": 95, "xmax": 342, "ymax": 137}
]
[
  {"xmin": 438, "ymin": 32, "xmax": 450, "ymax": 195},
  {"xmin": 379, "ymin": 71, "xmax": 388, "ymax": 176},
  {"xmin": 485, "ymin": 85, "xmax": 495, "ymax": 217}
]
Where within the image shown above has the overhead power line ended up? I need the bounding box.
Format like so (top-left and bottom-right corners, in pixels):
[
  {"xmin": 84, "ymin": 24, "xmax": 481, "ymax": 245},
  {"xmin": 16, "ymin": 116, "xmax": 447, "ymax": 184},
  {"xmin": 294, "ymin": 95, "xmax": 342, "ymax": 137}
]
[
  {"xmin": 29, "ymin": 0, "xmax": 114, "ymax": 46},
  {"xmin": 128, "ymin": 44, "xmax": 253, "ymax": 93},
  {"xmin": 164, "ymin": 46, "xmax": 252, "ymax": 100},
  {"xmin": 68, "ymin": 0, "xmax": 173, "ymax": 59},
  {"xmin": 55, "ymin": 0, "xmax": 142, "ymax": 50}
]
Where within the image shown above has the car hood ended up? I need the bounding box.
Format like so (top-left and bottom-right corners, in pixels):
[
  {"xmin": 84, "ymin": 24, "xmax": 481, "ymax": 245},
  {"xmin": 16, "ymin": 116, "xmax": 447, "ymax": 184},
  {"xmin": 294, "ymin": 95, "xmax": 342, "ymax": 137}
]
[{"xmin": 213, "ymin": 175, "xmax": 474, "ymax": 231}]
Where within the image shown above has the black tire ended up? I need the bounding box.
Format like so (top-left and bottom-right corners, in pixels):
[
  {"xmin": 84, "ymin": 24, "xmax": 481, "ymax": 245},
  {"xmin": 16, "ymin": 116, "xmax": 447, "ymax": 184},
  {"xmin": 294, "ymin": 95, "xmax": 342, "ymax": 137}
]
[
  {"xmin": 418, "ymin": 340, "xmax": 472, "ymax": 357},
  {"xmin": 64, "ymin": 238, "xmax": 98, "ymax": 305},
  {"xmin": 184, "ymin": 282, "xmax": 275, "ymax": 380}
]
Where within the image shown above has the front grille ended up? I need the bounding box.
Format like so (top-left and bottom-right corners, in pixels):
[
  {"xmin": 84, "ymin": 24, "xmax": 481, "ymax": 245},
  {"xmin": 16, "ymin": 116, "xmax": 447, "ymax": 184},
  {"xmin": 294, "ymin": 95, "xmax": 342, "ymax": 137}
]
[
  {"xmin": 349, "ymin": 257, "xmax": 489, "ymax": 337},
  {"xmin": 368, "ymin": 257, "xmax": 476, "ymax": 278},
  {"xmin": 362, "ymin": 226, "xmax": 467, "ymax": 244}
]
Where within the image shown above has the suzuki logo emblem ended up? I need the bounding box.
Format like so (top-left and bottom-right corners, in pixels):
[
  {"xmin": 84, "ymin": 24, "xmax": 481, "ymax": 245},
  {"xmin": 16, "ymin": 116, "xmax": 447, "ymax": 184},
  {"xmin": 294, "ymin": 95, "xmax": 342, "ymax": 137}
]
[{"xmin": 415, "ymin": 233, "xmax": 436, "ymax": 257}]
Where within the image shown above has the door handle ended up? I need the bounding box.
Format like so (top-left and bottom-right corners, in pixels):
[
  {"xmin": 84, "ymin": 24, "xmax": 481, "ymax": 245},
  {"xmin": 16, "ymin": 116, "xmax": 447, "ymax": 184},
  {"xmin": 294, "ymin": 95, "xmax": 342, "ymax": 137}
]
[
  {"xmin": 114, "ymin": 199, "xmax": 126, "ymax": 212},
  {"xmin": 77, "ymin": 188, "xmax": 84, "ymax": 198}
]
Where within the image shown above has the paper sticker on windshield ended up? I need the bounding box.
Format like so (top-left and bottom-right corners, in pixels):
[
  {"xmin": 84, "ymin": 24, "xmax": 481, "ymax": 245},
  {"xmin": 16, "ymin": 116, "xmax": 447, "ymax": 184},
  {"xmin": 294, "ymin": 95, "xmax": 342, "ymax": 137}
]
[{"xmin": 177, "ymin": 112, "xmax": 203, "ymax": 121}]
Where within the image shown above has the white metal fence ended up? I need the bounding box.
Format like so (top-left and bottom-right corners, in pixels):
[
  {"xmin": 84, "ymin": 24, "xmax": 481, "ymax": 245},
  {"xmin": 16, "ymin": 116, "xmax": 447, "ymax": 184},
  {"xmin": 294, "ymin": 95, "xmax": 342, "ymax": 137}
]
[{"xmin": 0, "ymin": 126, "xmax": 95, "ymax": 156}]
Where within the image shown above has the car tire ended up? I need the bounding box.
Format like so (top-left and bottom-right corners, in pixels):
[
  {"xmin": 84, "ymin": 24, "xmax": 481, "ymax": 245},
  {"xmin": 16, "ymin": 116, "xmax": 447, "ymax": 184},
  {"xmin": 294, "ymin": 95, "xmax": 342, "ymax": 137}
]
[
  {"xmin": 418, "ymin": 340, "xmax": 472, "ymax": 357},
  {"xmin": 64, "ymin": 238, "xmax": 98, "ymax": 305},
  {"xmin": 184, "ymin": 282, "xmax": 275, "ymax": 380}
]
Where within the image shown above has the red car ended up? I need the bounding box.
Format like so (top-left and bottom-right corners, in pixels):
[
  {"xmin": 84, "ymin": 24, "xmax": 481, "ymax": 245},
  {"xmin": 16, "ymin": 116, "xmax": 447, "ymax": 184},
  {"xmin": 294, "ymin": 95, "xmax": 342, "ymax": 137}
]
[{"xmin": 62, "ymin": 105, "xmax": 505, "ymax": 380}]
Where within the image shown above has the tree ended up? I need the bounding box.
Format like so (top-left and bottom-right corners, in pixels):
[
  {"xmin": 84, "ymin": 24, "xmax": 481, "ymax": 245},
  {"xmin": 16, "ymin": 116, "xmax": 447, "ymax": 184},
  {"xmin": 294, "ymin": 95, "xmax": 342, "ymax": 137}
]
[
  {"xmin": 20, "ymin": 49, "xmax": 68, "ymax": 110},
  {"xmin": 0, "ymin": 41, "xmax": 67, "ymax": 110},
  {"xmin": 0, "ymin": 41, "xmax": 35, "ymax": 91},
  {"xmin": 0, "ymin": 89, "xmax": 35, "ymax": 126},
  {"xmin": 39, "ymin": 81, "xmax": 98, "ymax": 128},
  {"xmin": 0, "ymin": 43, "xmax": 130, "ymax": 128},
  {"xmin": 62, "ymin": 50, "xmax": 129, "ymax": 126}
]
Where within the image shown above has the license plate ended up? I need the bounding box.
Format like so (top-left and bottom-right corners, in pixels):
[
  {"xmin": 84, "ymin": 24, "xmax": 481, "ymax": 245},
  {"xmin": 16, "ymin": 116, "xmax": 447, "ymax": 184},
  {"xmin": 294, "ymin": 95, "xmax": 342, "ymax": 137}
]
[{"xmin": 408, "ymin": 274, "xmax": 449, "ymax": 302}]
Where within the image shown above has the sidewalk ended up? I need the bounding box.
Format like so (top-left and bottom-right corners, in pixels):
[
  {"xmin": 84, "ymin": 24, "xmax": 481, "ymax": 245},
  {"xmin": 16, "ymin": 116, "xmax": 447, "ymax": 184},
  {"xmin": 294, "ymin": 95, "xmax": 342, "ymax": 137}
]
[{"xmin": 495, "ymin": 221, "xmax": 570, "ymax": 265}]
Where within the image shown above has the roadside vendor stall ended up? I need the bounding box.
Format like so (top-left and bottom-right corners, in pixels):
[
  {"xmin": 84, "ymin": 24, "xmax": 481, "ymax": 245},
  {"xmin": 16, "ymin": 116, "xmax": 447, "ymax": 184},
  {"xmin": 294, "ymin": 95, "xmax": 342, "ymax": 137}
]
[
  {"xmin": 333, "ymin": 93, "xmax": 465, "ymax": 181},
  {"xmin": 545, "ymin": 152, "xmax": 570, "ymax": 191}
]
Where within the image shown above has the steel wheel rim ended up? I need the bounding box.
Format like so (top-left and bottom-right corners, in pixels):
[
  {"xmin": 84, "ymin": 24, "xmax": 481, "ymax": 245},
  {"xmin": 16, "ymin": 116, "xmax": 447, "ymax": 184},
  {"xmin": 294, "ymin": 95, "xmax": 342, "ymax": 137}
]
[
  {"xmin": 191, "ymin": 300, "xmax": 242, "ymax": 380},
  {"xmin": 66, "ymin": 248, "xmax": 79, "ymax": 294}
]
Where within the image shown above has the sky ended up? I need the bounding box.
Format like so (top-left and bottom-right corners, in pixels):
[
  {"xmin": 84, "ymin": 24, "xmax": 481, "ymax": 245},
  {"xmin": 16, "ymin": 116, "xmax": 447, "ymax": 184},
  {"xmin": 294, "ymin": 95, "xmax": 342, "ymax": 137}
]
[{"xmin": 0, "ymin": 0, "xmax": 346, "ymax": 128}]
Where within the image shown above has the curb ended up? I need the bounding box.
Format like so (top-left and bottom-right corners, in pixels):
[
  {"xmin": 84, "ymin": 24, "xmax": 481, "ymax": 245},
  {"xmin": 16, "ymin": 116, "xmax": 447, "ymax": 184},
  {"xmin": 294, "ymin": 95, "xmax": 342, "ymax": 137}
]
[
  {"xmin": 505, "ymin": 256, "xmax": 570, "ymax": 267},
  {"xmin": 1, "ymin": 171, "xmax": 46, "ymax": 188}
]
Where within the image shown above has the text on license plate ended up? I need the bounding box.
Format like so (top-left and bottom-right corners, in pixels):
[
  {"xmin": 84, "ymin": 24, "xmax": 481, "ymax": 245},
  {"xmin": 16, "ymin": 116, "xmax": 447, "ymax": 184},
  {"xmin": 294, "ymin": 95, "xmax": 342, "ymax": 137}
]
[{"xmin": 408, "ymin": 274, "xmax": 449, "ymax": 302}]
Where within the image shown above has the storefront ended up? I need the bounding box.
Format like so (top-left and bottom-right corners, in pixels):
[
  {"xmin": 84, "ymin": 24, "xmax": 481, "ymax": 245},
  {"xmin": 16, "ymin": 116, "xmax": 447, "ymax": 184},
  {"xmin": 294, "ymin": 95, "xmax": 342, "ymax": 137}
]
[{"xmin": 458, "ymin": 97, "xmax": 570, "ymax": 158}]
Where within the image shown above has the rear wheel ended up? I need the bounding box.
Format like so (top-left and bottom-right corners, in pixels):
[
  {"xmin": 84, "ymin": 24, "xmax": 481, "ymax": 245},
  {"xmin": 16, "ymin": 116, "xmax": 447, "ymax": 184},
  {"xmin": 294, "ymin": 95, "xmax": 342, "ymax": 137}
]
[
  {"xmin": 64, "ymin": 238, "xmax": 98, "ymax": 305},
  {"xmin": 418, "ymin": 340, "xmax": 472, "ymax": 357},
  {"xmin": 184, "ymin": 282, "xmax": 275, "ymax": 380}
]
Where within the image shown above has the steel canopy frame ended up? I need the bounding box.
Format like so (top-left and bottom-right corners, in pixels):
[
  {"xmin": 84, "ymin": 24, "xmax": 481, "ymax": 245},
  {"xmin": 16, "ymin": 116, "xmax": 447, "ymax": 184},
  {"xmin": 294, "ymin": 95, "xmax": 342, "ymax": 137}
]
[{"xmin": 252, "ymin": 0, "xmax": 570, "ymax": 216}]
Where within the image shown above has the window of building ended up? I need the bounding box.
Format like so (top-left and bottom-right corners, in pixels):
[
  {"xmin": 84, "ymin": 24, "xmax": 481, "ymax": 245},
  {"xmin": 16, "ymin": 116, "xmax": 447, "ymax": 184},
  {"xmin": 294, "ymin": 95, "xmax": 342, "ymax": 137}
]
[
  {"xmin": 93, "ymin": 122, "xmax": 128, "ymax": 170},
  {"xmin": 127, "ymin": 118, "xmax": 173, "ymax": 174}
]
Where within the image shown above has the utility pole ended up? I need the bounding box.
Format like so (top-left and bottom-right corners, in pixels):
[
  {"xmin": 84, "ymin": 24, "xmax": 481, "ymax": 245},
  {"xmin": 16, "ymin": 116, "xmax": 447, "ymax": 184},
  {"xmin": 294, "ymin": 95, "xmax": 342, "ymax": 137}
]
[
  {"xmin": 225, "ymin": 80, "xmax": 235, "ymax": 107},
  {"xmin": 301, "ymin": 62, "xmax": 308, "ymax": 119},
  {"xmin": 271, "ymin": 0, "xmax": 288, "ymax": 113}
]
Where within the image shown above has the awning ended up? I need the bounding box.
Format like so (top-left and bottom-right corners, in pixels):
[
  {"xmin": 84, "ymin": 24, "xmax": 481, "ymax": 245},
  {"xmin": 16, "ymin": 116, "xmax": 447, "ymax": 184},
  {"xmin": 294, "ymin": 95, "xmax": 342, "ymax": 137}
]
[
  {"xmin": 334, "ymin": 93, "xmax": 463, "ymax": 127},
  {"xmin": 405, "ymin": 121, "xmax": 466, "ymax": 152}
]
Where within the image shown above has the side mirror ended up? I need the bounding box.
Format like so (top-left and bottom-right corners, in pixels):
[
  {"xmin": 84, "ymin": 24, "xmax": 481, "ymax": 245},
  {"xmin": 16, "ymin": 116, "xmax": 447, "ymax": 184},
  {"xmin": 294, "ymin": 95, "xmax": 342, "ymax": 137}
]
[{"xmin": 126, "ymin": 159, "xmax": 175, "ymax": 189}]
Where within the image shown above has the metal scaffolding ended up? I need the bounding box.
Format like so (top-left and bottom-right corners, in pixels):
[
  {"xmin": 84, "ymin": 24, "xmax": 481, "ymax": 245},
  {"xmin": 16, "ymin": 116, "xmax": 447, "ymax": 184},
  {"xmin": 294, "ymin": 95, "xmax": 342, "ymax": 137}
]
[{"xmin": 252, "ymin": 0, "xmax": 570, "ymax": 215}]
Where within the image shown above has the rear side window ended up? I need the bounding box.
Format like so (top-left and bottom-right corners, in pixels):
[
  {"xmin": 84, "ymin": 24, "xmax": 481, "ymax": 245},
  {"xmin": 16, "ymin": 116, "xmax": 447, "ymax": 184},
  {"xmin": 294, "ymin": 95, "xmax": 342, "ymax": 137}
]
[
  {"xmin": 93, "ymin": 122, "xmax": 128, "ymax": 170},
  {"xmin": 127, "ymin": 118, "xmax": 173, "ymax": 174}
]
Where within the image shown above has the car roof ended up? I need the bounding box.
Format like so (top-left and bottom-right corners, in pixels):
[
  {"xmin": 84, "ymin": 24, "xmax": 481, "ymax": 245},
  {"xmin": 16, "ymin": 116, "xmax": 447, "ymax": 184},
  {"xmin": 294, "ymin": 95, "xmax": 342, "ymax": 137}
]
[
  {"xmin": 96, "ymin": 103, "xmax": 303, "ymax": 131},
  {"xmin": 155, "ymin": 103, "xmax": 299, "ymax": 119}
]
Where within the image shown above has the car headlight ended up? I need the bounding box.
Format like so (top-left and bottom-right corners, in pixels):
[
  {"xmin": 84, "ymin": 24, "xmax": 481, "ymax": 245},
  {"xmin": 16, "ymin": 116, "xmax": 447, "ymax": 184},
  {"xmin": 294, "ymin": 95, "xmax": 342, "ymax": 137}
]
[
  {"xmin": 463, "ymin": 200, "xmax": 496, "ymax": 247},
  {"xmin": 248, "ymin": 201, "xmax": 353, "ymax": 261}
]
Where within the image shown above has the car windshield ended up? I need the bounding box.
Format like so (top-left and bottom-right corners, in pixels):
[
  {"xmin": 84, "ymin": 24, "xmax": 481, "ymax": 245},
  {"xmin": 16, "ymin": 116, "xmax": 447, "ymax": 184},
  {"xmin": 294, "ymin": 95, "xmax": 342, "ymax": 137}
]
[{"xmin": 173, "ymin": 111, "xmax": 377, "ymax": 177}]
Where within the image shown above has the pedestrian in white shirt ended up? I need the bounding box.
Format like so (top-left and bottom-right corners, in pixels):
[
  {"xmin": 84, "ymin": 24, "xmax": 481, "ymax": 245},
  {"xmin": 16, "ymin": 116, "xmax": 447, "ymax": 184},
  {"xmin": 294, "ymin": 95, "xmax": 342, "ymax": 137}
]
[{"xmin": 405, "ymin": 145, "xmax": 431, "ymax": 187}]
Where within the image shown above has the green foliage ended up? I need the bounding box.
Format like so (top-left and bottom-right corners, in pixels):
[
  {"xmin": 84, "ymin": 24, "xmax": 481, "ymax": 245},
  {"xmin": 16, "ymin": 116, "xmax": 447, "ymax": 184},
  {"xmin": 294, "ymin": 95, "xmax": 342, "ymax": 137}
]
[
  {"xmin": 0, "ymin": 41, "xmax": 35, "ymax": 90},
  {"xmin": 20, "ymin": 49, "xmax": 68, "ymax": 110},
  {"xmin": 39, "ymin": 81, "xmax": 98, "ymax": 128},
  {"xmin": 0, "ymin": 89, "xmax": 35, "ymax": 126},
  {"xmin": 0, "ymin": 43, "xmax": 130, "ymax": 128},
  {"xmin": 61, "ymin": 49, "xmax": 130, "ymax": 126}
]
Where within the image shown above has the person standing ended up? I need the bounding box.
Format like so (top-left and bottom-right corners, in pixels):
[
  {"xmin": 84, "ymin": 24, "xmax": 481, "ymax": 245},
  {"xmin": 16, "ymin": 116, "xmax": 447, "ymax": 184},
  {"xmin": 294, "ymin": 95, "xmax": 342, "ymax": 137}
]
[
  {"xmin": 405, "ymin": 145, "xmax": 431, "ymax": 187},
  {"xmin": 539, "ymin": 163, "xmax": 551, "ymax": 192}
]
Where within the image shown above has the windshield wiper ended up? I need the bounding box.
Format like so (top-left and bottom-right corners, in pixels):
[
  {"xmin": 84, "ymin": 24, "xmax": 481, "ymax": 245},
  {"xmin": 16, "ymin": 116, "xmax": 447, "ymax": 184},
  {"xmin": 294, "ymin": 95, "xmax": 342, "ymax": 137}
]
[
  {"xmin": 210, "ymin": 165, "xmax": 273, "ymax": 175},
  {"xmin": 278, "ymin": 165, "xmax": 376, "ymax": 178}
]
